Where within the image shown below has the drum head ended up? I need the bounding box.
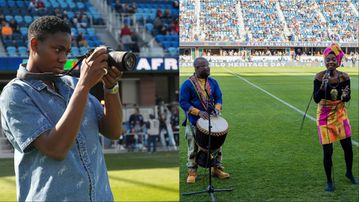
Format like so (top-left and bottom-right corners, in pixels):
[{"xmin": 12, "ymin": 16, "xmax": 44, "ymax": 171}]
[{"xmin": 196, "ymin": 116, "xmax": 228, "ymax": 135}]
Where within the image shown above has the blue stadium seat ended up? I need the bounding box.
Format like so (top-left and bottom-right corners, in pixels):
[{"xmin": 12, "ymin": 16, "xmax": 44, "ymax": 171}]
[
  {"xmin": 155, "ymin": 35, "xmax": 165, "ymax": 43},
  {"xmin": 6, "ymin": 46, "xmax": 17, "ymax": 54},
  {"xmin": 135, "ymin": 13, "xmax": 143, "ymax": 21},
  {"xmin": 71, "ymin": 27, "xmax": 77, "ymax": 36},
  {"xmin": 7, "ymin": 1, "xmax": 16, "ymax": 8},
  {"xmin": 80, "ymin": 47, "xmax": 88, "ymax": 55},
  {"xmin": 77, "ymin": 28, "xmax": 86, "ymax": 35},
  {"xmin": 86, "ymin": 28, "xmax": 96, "ymax": 37},
  {"xmin": 18, "ymin": 46, "xmax": 27, "ymax": 55},
  {"xmin": 145, "ymin": 23, "xmax": 154, "ymax": 33},
  {"xmin": 14, "ymin": 16, "xmax": 24, "ymax": 24},
  {"xmin": 5, "ymin": 15, "xmax": 13, "ymax": 22},
  {"xmin": 16, "ymin": 1, "xmax": 25, "ymax": 8},
  {"xmin": 71, "ymin": 47, "xmax": 80, "ymax": 56},
  {"xmin": 60, "ymin": 2, "xmax": 68, "ymax": 9},
  {"xmin": 77, "ymin": 2, "xmax": 85, "ymax": 9},
  {"xmin": 67, "ymin": 11, "xmax": 75, "ymax": 19},
  {"xmin": 68, "ymin": 2, "xmax": 76, "ymax": 10},
  {"xmin": 24, "ymin": 16, "xmax": 33, "ymax": 24},
  {"xmin": 20, "ymin": 27, "xmax": 28, "ymax": 37}
]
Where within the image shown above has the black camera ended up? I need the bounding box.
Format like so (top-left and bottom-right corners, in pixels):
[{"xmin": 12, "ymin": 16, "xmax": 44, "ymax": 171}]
[{"xmin": 82, "ymin": 47, "xmax": 137, "ymax": 71}]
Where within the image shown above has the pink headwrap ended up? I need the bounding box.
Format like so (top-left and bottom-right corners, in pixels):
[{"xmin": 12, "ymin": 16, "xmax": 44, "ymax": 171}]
[{"xmin": 323, "ymin": 43, "xmax": 345, "ymax": 66}]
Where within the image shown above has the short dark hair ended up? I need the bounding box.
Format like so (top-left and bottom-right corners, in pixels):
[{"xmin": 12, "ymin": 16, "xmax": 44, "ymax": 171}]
[
  {"xmin": 193, "ymin": 57, "xmax": 208, "ymax": 68},
  {"xmin": 28, "ymin": 16, "xmax": 71, "ymax": 42}
]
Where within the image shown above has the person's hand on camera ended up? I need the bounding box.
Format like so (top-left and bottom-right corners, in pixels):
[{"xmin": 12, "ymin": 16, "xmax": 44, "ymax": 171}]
[
  {"xmin": 199, "ymin": 111, "xmax": 209, "ymax": 120},
  {"xmin": 79, "ymin": 46, "xmax": 109, "ymax": 91},
  {"xmin": 102, "ymin": 66, "xmax": 123, "ymax": 89}
]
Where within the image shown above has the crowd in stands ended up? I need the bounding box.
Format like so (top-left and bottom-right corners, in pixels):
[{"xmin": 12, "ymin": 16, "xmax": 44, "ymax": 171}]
[
  {"xmin": 199, "ymin": 0, "xmax": 240, "ymax": 41},
  {"xmin": 280, "ymin": 0, "xmax": 328, "ymax": 42},
  {"xmin": 0, "ymin": 0, "xmax": 105, "ymax": 57},
  {"xmin": 318, "ymin": 0, "xmax": 358, "ymax": 42},
  {"xmin": 179, "ymin": 0, "xmax": 196, "ymax": 42},
  {"xmin": 103, "ymin": 102, "xmax": 179, "ymax": 153},
  {"xmin": 180, "ymin": 0, "xmax": 358, "ymax": 43},
  {"xmin": 242, "ymin": 0, "xmax": 285, "ymax": 42},
  {"xmin": 108, "ymin": 0, "xmax": 179, "ymax": 56}
]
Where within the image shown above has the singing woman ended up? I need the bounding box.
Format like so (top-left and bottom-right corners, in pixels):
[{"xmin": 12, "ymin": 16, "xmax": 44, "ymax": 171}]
[{"xmin": 313, "ymin": 43, "xmax": 358, "ymax": 192}]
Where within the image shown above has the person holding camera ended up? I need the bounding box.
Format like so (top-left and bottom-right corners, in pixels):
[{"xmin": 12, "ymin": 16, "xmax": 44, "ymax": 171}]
[
  {"xmin": 179, "ymin": 57, "xmax": 230, "ymax": 184},
  {"xmin": 313, "ymin": 43, "xmax": 358, "ymax": 192},
  {"xmin": 0, "ymin": 16, "xmax": 123, "ymax": 201}
]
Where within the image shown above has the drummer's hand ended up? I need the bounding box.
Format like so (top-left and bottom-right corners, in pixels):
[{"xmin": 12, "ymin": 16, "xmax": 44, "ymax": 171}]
[
  {"xmin": 199, "ymin": 111, "xmax": 209, "ymax": 120},
  {"xmin": 212, "ymin": 109, "xmax": 220, "ymax": 116}
]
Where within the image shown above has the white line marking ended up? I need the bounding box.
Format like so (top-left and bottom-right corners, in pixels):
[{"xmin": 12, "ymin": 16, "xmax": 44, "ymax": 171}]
[{"xmin": 224, "ymin": 68, "xmax": 359, "ymax": 147}]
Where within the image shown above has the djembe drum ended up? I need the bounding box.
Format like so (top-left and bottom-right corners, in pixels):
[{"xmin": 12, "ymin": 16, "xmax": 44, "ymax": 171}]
[{"xmin": 195, "ymin": 116, "xmax": 229, "ymax": 167}]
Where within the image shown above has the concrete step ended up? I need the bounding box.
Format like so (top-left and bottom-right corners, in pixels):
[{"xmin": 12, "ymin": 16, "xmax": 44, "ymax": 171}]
[{"xmin": 94, "ymin": 25, "xmax": 119, "ymax": 50}]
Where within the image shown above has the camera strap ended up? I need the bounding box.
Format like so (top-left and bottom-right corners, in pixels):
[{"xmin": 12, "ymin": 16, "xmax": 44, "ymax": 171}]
[
  {"xmin": 16, "ymin": 70, "xmax": 63, "ymax": 81},
  {"xmin": 16, "ymin": 56, "xmax": 85, "ymax": 81}
]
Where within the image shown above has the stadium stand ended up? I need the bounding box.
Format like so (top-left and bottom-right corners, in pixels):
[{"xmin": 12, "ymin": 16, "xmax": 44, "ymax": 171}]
[
  {"xmin": 199, "ymin": 0, "xmax": 240, "ymax": 41},
  {"xmin": 0, "ymin": 0, "xmax": 179, "ymax": 57},
  {"xmin": 180, "ymin": 0, "xmax": 358, "ymax": 43},
  {"xmin": 280, "ymin": 0, "xmax": 328, "ymax": 42},
  {"xmin": 179, "ymin": 0, "xmax": 195, "ymax": 42},
  {"xmin": 105, "ymin": 0, "xmax": 179, "ymax": 56},
  {"xmin": 0, "ymin": 0, "xmax": 106, "ymax": 57},
  {"xmin": 317, "ymin": 0, "xmax": 358, "ymax": 42}
]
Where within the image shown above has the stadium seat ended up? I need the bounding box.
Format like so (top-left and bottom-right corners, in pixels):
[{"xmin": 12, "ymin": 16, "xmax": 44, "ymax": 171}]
[
  {"xmin": 18, "ymin": 46, "xmax": 27, "ymax": 54},
  {"xmin": 24, "ymin": 16, "xmax": 33, "ymax": 25},
  {"xmin": 20, "ymin": 27, "xmax": 28, "ymax": 37},
  {"xmin": 77, "ymin": 2, "xmax": 85, "ymax": 9},
  {"xmin": 145, "ymin": 23, "xmax": 154, "ymax": 33},
  {"xmin": 5, "ymin": 15, "xmax": 13, "ymax": 22},
  {"xmin": 86, "ymin": 28, "xmax": 96, "ymax": 37},
  {"xmin": 71, "ymin": 47, "xmax": 80, "ymax": 56},
  {"xmin": 6, "ymin": 46, "xmax": 17, "ymax": 54},
  {"xmin": 14, "ymin": 16, "xmax": 24, "ymax": 24},
  {"xmin": 80, "ymin": 47, "xmax": 88, "ymax": 55},
  {"xmin": 7, "ymin": 1, "xmax": 16, "ymax": 8}
]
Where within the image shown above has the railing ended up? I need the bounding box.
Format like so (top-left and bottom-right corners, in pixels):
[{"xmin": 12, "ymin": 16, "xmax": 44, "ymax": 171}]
[
  {"xmin": 180, "ymin": 41, "xmax": 358, "ymax": 48},
  {"xmin": 101, "ymin": 131, "xmax": 179, "ymax": 153}
]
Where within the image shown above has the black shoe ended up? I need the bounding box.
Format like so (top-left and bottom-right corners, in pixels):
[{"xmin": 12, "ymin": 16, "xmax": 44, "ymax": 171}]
[
  {"xmin": 325, "ymin": 182, "xmax": 334, "ymax": 192},
  {"xmin": 345, "ymin": 173, "xmax": 359, "ymax": 185}
]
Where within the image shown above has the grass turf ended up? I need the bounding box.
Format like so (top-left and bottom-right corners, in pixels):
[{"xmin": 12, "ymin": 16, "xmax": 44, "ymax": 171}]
[
  {"xmin": 0, "ymin": 151, "xmax": 179, "ymax": 201},
  {"xmin": 179, "ymin": 66, "xmax": 358, "ymax": 201}
]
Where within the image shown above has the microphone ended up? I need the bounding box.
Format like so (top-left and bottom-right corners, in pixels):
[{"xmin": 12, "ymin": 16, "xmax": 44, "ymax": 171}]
[{"xmin": 323, "ymin": 70, "xmax": 331, "ymax": 89}]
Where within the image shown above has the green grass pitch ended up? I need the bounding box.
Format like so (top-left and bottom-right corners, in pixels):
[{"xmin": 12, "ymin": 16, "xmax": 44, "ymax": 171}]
[
  {"xmin": 0, "ymin": 152, "xmax": 179, "ymax": 201},
  {"xmin": 179, "ymin": 66, "xmax": 358, "ymax": 201}
]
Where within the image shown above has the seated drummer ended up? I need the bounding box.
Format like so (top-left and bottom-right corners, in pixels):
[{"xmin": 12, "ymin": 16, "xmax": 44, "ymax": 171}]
[{"xmin": 179, "ymin": 57, "xmax": 230, "ymax": 184}]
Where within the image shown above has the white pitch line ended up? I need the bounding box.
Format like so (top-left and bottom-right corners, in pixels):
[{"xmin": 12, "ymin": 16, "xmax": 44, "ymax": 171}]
[{"xmin": 224, "ymin": 68, "xmax": 359, "ymax": 147}]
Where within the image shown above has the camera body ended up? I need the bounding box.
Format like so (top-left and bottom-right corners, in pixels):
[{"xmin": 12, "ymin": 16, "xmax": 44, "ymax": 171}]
[{"xmin": 84, "ymin": 47, "xmax": 137, "ymax": 71}]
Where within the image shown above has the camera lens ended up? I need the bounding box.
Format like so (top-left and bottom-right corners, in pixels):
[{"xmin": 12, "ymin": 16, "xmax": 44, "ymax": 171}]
[
  {"xmin": 123, "ymin": 52, "xmax": 136, "ymax": 71},
  {"xmin": 108, "ymin": 51, "xmax": 137, "ymax": 71}
]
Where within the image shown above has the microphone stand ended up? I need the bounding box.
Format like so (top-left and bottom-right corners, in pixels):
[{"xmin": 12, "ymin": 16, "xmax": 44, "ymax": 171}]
[{"xmin": 182, "ymin": 78, "xmax": 233, "ymax": 202}]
